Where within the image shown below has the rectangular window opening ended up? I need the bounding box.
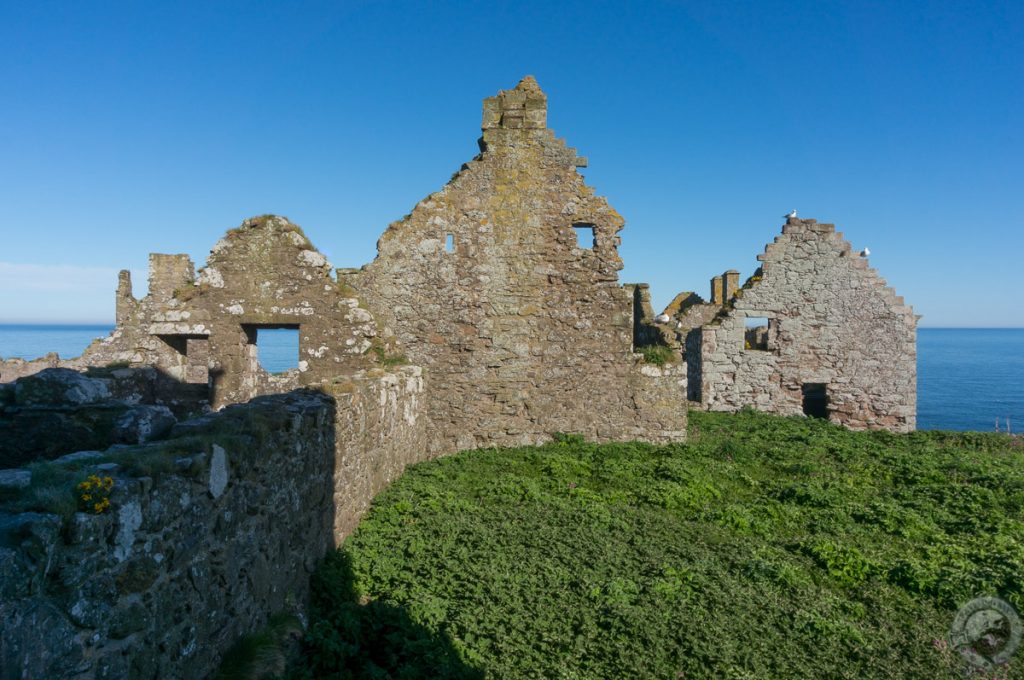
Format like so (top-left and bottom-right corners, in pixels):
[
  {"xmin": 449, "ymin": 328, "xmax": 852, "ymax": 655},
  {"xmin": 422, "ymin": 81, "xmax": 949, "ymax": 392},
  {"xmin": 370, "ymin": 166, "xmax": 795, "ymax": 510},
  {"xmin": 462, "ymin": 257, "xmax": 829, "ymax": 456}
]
[
  {"xmin": 445, "ymin": 233, "xmax": 455, "ymax": 253},
  {"xmin": 244, "ymin": 324, "xmax": 300, "ymax": 374},
  {"xmin": 573, "ymin": 223, "xmax": 596, "ymax": 249},
  {"xmin": 156, "ymin": 334, "xmax": 210, "ymax": 386},
  {"xmin": 802, "ymin": 383, "xmax": 829, "ymax": 419},
  {"xmin": 744, "ymin": 317, "xmax": 770, "ymax": 351}
]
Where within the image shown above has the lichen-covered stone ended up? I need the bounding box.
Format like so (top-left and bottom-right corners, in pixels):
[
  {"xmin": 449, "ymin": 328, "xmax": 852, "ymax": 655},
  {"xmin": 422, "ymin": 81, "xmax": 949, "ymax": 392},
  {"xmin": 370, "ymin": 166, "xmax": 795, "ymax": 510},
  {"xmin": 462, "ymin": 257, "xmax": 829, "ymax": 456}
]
[
  {"xmin": 690, "ymin": 217, "xmax": 917, "ymax": 432},
  {"xmin": 0, "ymin": 369, "xmax": 429, "ymax": 679},
  {"xmin": 208, "ymin": 444, "xmax": 227, "ymax": 499},
  {"xmin": 0, "ymin": 367, "xmax": 203, "ymax": 467},
  {"xmin": 112, "ymin": 405, "xmax": 177, "ymax": 444},
  {"xmin": 350, "ymin": 76, "xmax": 687, "ymax": 452},
  {"xmin": 0, "ymin": 470, "xmax": 31, "ymax": 491},
  {"xmin": 13, "ymin": 368, "xmax": 110, "ymax": 406}
]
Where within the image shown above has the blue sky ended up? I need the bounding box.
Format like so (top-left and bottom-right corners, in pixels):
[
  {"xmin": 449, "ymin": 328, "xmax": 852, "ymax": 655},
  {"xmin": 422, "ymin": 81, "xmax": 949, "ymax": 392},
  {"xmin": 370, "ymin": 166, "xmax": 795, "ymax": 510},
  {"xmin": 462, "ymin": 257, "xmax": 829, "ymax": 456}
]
[{"xmin": 1, "ymin": 0, "xmax": 1021, "ymax": 326}]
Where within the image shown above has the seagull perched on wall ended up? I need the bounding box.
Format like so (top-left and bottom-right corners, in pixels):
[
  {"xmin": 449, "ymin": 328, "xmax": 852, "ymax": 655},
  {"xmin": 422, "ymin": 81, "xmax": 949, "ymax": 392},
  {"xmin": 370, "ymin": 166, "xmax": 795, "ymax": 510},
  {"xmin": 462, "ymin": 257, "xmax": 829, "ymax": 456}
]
[
  {"xmin": 655, "ymin": 313, "xmax": 671, "ymax": 324},
  {"xmin": 860, "ymin": 247, "xmax": 871, "ymax": 257},
  {"xmin": 784, "ymin": 209, "xmax": 797, "ymax": 219}
]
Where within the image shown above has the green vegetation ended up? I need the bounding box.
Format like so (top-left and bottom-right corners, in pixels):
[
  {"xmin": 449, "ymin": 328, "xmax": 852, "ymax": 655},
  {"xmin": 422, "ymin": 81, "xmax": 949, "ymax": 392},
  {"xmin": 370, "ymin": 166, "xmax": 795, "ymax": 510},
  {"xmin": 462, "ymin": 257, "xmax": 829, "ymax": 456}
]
[
  {"xmin": 0, "ymin": 434, "xmax": 220, "ymax": 520},
  {"xmin": 296, "ymin": 410, "xmax": 1024, "ymax": 679},
  {"xmin": 638, "ymin": 344, "xmax": 678, "ymax": 365},
  {"xmin": 172, "ymin": 284, "xmax": 204, "ymax": 302},
  {"xmin": 370, "ymin": 341, "xmax": 409, "ymax": 368},
  {"xmin": 215, "ymin": 614, "xmax": 305, "ymax": 680}
]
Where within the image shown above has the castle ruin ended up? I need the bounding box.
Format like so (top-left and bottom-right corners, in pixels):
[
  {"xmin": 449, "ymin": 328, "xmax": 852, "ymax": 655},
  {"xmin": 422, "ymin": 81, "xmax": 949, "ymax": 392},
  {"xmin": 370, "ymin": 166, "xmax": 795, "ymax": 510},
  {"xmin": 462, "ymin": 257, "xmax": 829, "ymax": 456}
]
[
  {"xmin": 1, "ymin": 78, "xmax": 916, "ymax": 440},
  {"xmin": 0, "ymin": 77, "xmax": 916, "ymax": 678}
]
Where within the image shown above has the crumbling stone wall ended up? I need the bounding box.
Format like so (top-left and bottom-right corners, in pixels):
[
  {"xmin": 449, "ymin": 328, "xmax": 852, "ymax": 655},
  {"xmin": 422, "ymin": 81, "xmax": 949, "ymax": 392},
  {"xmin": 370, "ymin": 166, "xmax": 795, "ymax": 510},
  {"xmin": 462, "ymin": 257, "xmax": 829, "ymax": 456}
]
[
  {"xmin": 655, "ymin": 284, "xmax": 745, "ymax": 402},
  {"xmin": 0, "ymin": 364, "xmax": 428, "ymax": 679},
  {"xmin": 349, "ymin": 77, "xmax": 687, "ymax": 452},
  {"xmin": 0, "ymin": 392, "xmax": 335, "ymax": 680},
  {"xmin": 0, "ymin": 367, "xmax": 205, "ymax": 468},
  {"xmin": 696, "ymin": 217, "xmax": 917, "ymax": 432},
  {"xmin": 1, "ymin": 216, "xmax": 388, "ymax": 410},
  {"xmin": 624, "ymin": 283, "xmax": 679, "ymax": 350}
]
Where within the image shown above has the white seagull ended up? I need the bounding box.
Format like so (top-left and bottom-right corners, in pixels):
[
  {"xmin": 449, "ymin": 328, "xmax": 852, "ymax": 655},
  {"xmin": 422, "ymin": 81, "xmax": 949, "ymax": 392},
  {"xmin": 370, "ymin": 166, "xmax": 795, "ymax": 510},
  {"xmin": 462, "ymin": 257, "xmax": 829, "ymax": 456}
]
[
  {"xmin": 655, "ymin": 313, "xmax": 671, "ymax": 324},
  {"xmin": 860, "ymin": 247, "xmax": 870, "ymax": 257},
  {"xmin": 784, "ymin": 209, "xmax": 797, "ymax": 219}
]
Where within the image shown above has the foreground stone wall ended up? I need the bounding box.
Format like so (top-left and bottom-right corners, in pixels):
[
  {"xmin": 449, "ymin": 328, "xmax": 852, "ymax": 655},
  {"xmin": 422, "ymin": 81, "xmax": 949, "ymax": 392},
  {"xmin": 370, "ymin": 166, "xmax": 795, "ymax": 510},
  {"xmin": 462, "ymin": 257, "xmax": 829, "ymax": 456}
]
[
  {"xmin": 697, "ymin": 217, "xmax": 917, "ymax": 432},
  {"xmin": 350, "ymin": 77, "xmax": 687, "ymax": 452},
  {"xmin": 0, "ymin": 365, "xmax": 429, "ymax": 680}
]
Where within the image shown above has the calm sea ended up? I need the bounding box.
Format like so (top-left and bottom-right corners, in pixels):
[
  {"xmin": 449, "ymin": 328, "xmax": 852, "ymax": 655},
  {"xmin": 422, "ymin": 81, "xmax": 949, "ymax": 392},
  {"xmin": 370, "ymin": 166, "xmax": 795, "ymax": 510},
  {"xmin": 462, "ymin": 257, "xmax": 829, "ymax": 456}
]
[{"xmin": 1, "ymin": 325, "xmax": 1021, "ymax": 432}]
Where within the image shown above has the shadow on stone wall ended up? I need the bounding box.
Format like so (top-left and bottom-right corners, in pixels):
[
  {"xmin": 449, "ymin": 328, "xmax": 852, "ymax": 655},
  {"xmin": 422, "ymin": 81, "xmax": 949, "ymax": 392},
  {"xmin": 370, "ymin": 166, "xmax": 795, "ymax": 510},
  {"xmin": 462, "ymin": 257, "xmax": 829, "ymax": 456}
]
[
  {"xmin": 0, "ymin": 365, "xmax": 209, "ymax": 468},
  {"xmin": 1, "ymin": 361, "xmax": 432, "ymax": 679},
  {"xmin": 297, "ymin": 549, "xmax": 484, "ymax": 679},
  {"xmin": 0, "ymin": 388, "xmax": 337, "ymax": 679}
]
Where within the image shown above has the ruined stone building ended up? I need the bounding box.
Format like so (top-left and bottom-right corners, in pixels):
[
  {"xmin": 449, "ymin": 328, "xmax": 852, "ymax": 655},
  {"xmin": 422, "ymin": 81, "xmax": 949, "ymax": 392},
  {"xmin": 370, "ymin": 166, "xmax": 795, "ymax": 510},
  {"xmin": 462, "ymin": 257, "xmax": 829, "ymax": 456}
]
[
  {"xmin": 0, "ymin": 77, "xmax": 918, "ymax": 678},
  {"xmin": 644, "ymin": 216, "xmax": 917, "ymax": 433},
  {"xmin": 0, "ymin": 77, "xmax": 918, "ymax": 449},
  {"xmin": 0, "ymin": 76, "xmax": 919, "ymax": 448},
  {"xmin": 346, "ymin": 76, "xmax": 686, "ymax": 451},
  {"xmin": 2, "ymin": 76, "xmax": 688, "ymax": 457}
]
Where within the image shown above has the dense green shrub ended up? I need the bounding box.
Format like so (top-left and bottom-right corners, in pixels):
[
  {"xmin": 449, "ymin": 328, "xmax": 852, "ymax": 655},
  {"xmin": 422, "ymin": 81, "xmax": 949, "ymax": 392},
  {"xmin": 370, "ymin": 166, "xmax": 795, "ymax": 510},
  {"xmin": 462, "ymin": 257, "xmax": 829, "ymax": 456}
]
[{"xmin": 295, "ymin": 411, "xmax": 1024, "ymax": 679}]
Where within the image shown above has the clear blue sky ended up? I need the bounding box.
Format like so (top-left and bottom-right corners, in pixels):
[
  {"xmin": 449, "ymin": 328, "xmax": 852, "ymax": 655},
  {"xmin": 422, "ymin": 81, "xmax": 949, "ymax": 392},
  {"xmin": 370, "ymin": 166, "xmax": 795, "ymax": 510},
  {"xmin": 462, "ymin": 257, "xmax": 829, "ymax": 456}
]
[{"xmin": 2, "ymin": 1, "xmax": 1021, "ymax": 326}]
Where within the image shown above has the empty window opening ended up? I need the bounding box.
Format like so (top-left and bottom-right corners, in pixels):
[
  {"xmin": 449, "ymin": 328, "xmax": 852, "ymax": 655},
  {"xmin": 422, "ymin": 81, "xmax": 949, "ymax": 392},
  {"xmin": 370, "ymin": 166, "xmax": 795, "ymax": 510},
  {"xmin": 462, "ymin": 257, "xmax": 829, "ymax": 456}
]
[
  {"xmin": 445, "ymin": 233, "xmax": 455, "ymax": 253},
  {"xmin": 744, "ymin": 317, "xmax": 770, "ymax": 351},
  {"xmin": 158, "ymin": 335, "xmax": 190, "ymax": 355},
  {"xmin": 245, "ymin": 325, "xmax": 300, "ymax": 374},
  {"xmin": 802, "ymin": 383, "xmax": 829, "ymax": 419},
  {"xmin": 157, "ymin": 334, "xmax": 210, "ymax": 384},
  {"xmin": 573, "ymin": 223, "xmax": 596, "ymax": 249}
]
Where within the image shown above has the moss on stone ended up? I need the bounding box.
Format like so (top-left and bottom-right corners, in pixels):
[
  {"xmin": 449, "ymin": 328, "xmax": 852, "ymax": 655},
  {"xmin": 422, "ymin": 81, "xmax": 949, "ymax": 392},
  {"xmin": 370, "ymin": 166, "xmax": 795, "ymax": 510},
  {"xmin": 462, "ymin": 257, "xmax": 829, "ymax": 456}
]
[{"xmin": 369, "ymin": 339, "xmax": 408, "ymax": 367}]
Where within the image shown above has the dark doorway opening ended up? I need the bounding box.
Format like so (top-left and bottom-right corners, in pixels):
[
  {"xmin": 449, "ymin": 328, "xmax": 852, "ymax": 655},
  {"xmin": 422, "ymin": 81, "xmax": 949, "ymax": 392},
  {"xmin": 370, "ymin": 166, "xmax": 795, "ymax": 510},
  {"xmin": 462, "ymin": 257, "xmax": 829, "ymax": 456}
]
[
  {"xmin": 802, "ymin": 383, "xmax": 828, "ymax": 419},
  {"xmin": 243, "ymin": 325, "xmax": 300, "ymax": 374}
]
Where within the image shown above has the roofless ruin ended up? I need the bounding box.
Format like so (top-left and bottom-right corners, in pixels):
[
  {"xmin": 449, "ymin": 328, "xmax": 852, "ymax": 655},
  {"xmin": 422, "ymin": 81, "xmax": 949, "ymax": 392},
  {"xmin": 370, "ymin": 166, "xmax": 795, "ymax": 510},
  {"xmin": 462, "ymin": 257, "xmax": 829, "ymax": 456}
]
[
  {"xmin": 2, "ymin": 76, "xmax": 917, "ymax": 438},
  {"xmin": 0, "ymin": 77, "xmax": 917, "ymax": 678}
]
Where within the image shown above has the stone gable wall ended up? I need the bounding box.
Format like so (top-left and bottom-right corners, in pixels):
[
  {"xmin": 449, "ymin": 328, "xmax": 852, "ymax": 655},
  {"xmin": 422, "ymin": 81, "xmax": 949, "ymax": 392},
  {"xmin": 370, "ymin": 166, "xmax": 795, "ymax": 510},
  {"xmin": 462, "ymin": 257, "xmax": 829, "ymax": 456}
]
[
  {"xmin": 348, "ymin": 77, "xmax": 687, "ymax": 452},
  {"xmin": 698, "ymin": 217, "xmax": 917, "ymax": 432},
  {"xmin": 0, "ymin": 217, "xmax": 384, "ymax": 411}
]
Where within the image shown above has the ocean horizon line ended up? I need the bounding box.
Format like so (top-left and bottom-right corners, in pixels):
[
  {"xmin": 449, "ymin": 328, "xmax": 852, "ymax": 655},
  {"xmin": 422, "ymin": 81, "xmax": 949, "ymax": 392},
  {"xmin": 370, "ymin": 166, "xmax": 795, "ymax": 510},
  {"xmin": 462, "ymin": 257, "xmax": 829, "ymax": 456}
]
[{"xmin": 2, "ymin": 323, "xmax": 1024, "ymax": 331}]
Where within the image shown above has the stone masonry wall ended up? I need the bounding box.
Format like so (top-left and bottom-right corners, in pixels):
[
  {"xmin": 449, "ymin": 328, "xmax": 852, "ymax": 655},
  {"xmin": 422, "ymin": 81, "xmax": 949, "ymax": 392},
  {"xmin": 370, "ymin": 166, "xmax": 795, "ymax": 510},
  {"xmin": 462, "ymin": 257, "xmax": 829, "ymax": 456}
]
[
  {"xmin": 698, "ymin": 217, "xmax": 917, "ymax": 432},
  {"xmin": 325, "ymin": 366, "xmax": 428, "ymax": 541},
  {"xmin": 349, "ymin": 77, "xmax": 687, "ymax": 453},
  {"xmin": 0, "ymin": 216, "xmax": 388, "ymax": 411},
  {"xmin": 0, "ymin": 365, "xmax": 428, "ymax": 680}
]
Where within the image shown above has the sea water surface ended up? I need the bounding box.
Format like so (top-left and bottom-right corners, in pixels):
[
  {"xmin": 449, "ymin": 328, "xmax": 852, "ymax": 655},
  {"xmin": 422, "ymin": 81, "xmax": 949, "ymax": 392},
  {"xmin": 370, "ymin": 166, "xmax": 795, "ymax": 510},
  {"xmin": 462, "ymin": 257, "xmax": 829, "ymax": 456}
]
[{"xmin": 1, "ymin": 325, "xmax": 1021, "ymax": 432}]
